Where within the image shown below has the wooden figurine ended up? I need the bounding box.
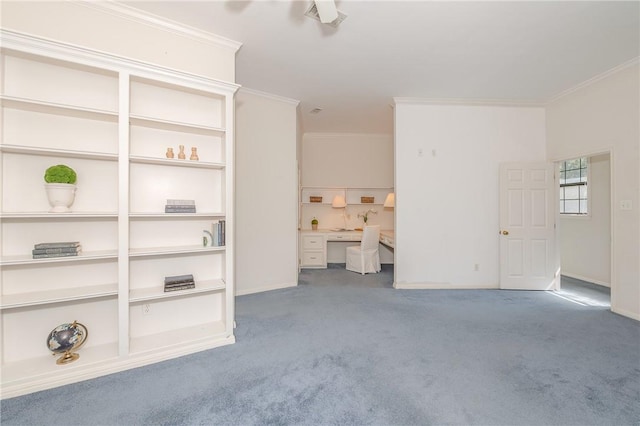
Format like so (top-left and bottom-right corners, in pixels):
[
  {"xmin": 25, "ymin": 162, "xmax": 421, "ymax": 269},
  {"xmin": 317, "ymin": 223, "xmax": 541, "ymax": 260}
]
[
  {"xmin": 166, "ymin": 147, "xmax": 174, "ymax": 159},
  {"xmin": 178, "ymin": 145, "xmax": 186, "ymax": 159},
  {"xmin": 190, "ymin": 147, "xmax": 199, "ymax": 161}
]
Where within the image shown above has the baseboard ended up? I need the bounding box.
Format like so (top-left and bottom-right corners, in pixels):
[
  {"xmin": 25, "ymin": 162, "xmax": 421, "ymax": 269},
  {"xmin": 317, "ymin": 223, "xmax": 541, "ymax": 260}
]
[
  {"xmin": 393, "ymin": 281, "xmax": 499, "ymax": 290},
  {"xmin": 236, "ymin": 282, "xmax": 297, "ymax": 296},
  {"xmin": 611, "ymin": 305, "xmax": 640, "ymax": 322},
  {"xmin": 561, "ymin": 272, "xmax": 610, "ymax": 288}
]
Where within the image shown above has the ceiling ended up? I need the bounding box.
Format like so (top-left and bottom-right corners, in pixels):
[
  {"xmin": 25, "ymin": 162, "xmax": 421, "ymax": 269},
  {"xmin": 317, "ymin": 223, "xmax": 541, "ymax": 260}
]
[{"xmin": 121, "ymin": 1, "xmax": 639, "ymax": 134}]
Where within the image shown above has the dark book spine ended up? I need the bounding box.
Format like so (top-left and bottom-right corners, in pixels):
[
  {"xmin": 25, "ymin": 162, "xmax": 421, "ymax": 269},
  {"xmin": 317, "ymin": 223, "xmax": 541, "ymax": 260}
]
[
  {"xmin": 164, "ymin": 283, "xmax": 195, "ymax": 292},
  {"xmin": 166, "ymin": 199, "xmax": 195, "ymax": 206},
  {"xmin": 33, "ymin": 252, "xmax": 79, "ymax": 259},
  {"xmin": 165, "ymin": 281, "xmax": 195, "ymax": 288},
  {"xmin": 165, "ymin": 207, "xmax": 196, "ymax": 213},
  {"xmin": 164, "ymin": 274, "xmax": 194, "ymax": 284},
  {"xmin": 32, "ymin": 247, "xmax": 80, "ymax": 255},
  {"xmin": 34, "ymin": 242, "xmax": 80, "ymax": 249},
  {"xmin": 164, "ymin": 279, "xmax": 195, "ymax": 286}
]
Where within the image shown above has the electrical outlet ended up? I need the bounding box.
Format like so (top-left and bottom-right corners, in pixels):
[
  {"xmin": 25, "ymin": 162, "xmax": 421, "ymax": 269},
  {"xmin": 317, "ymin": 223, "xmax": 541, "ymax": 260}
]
[{"xmin": 142, "ymin": 304, "xmax": 151, "ymax": 315}]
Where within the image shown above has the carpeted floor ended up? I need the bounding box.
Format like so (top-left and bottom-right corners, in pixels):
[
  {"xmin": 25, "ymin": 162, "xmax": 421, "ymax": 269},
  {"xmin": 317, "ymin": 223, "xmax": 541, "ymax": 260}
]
[{"xmin": 2, "ymin": 264, "xmax": 639, "ymax": 425}]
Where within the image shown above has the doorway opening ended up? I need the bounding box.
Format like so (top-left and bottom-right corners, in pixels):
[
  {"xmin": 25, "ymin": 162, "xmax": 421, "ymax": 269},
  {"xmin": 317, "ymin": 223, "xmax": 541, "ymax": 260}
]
[{"xmin": 556, "ymin": 152, "xmax": 612, "ymax": 308}]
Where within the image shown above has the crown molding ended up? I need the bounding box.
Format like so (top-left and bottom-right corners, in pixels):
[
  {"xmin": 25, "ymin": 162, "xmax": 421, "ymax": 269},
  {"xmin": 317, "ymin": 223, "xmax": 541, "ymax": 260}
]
[
  {"xmin": 76, "ymin": 0, "xmax": 242, "ymax": 53},
  {"xmin": 393, "ymin": 97, "xmax": 545, "ymax": 107},
  {"xmin": 303, "ymin": 132, "xmax": 393, "ymax": 138},
  {"xmin": 547, "ymin": 56, "xmax": 640, "ymax": 104},
  {"xmin": 239, "ymin": 87, "xmax": 300, "ymax": 106},
  {"xmin": 0, "ymin": 29, "xmax": 240, "ymax": 95}
]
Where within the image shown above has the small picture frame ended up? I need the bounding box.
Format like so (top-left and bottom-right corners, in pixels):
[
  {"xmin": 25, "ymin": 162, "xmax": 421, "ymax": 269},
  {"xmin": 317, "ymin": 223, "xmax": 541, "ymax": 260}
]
[
  {"xmin": 310, "ymin": 196, "xmax": 323, "ymax": 203},
  {"xmin": 361, "ymin": 196, "xmax": 374, "ymax": 204}
]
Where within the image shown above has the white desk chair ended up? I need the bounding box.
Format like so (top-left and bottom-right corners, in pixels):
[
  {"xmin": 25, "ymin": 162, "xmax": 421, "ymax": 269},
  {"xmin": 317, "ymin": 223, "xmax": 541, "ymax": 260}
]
[{"xmin": 346, "ymin": 225, "xmax": 381, "ymax": 275}]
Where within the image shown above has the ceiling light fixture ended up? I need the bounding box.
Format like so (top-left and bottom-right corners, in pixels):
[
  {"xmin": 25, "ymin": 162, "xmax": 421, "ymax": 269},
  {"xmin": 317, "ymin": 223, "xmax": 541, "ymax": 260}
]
[{"xmin": 305, "ymin": 1, "xmax": 347, "ymax": 28}]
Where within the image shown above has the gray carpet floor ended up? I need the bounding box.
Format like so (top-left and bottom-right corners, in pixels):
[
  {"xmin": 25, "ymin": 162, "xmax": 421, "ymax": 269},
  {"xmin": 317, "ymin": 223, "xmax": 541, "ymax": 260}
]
[{"xmin": 1, "ymin": 264, "xmax": 639, "ymax": 425}]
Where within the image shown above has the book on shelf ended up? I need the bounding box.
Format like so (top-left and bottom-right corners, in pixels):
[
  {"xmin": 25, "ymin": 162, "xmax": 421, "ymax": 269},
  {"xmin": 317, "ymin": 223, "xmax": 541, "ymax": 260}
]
[
  {"xmin": 32, "ymin": 252, "xmax": 79, "ymax": 259},
  {"xmin": 219, "ymin": 219, "xmax": 225, "ymax": 246},
  {"xmin": 166, "ymin": 199, "xmax": 195, "ymax": 206},
  {"xmin": 33, "ymin": 241, "xmax": 80, "ymax": 249},
  {"xmin": 32, "ymin": 246, "xmax": 82, "ymax": 255},
  {"xmin": 164, "ymin": 274, "xmax": 194, "ymax": 285},
  {"xmin": 211, "ymin": 220, "xmax": 226, "ymax": 247},
  {"xmin": 164, "ymin": 283, "xmax": 195, "ymax": 292},
  {"xmin": 165, "ymin": 206, "xmax": 197, "ymax": 213},
  {"xmin": 164, "ymin": 280, "xmax": 195, "ymax": 288}
]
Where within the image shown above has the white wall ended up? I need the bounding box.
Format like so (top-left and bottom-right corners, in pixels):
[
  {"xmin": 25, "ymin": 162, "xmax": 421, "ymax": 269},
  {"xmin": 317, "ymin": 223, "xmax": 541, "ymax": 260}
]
[
  {"xmin": 300, "ymin": 133, "xmax": 394, "ymax": 263},
  {"xmin": 559, "ymin": 153, "xmax": 611, "ymax": 286},
  {"xmin": 0, "ymin": 1, "xmax": 238, "ymax": 82},
  {"xmin": 301, "ymin": 133, "xmax": 394, "ymax": 230},
  {"xmin": 394, "ymin": 102, "xmax": 546, "ymax": 288},
  {"xmin": 547, "ymin": 63, "xmax": 639, "ymax": 320},
  {"xmin": 235, "ymin": 89, "xmax": 299, "ymax": 295}
]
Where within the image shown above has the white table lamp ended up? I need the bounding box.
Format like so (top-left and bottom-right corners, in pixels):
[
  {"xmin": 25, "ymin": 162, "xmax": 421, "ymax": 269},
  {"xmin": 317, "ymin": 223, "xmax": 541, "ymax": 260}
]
[
  {"xmin": 332, "ymin": 195, "xmax": 347, "ymax": 228},
  {"xmin": 384, "ymin": 193, "xmax": 395, "ymax": 208}
]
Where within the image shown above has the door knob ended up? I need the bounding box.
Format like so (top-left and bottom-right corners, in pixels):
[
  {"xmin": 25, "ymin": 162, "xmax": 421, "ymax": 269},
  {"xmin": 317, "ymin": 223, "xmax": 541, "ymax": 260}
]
[{"xmin": 501, "ymin": 230, "xmax": 509, "ymax": 235}]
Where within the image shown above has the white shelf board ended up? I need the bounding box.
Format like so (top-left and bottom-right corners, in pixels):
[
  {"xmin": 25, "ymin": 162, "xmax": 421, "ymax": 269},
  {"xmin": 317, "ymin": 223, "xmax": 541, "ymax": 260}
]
[
  {"xmin": 129, "ymin": 155, "xmax": 225, "ymax": 169},
  {"xmin": 1, "ymin": 283, "xmax": 118, "ymax": 310},
  {"xmin": 129, "ymin": 245, "xmax": 225, "ymax": 258},
  {"xmin": 1, "ymin": 343, "xmax": 119, "ymax": 387},
  {"xmin": 1, "ymin": 250, "xmax": 118, "ymax": 266},
  {"xmin": 129, "ymin": 279, "xmax": 226, "ymax": 303},
  {"xmin": 0, "ymin": 144, "xmax": 118, "ymax": 161},
  {"xmin": 130, "ymin": 114, "xmax": 225, "ymax": 136},
  {"xmin": 129, "ymin": 321, "xmax": 226, "ymax": 355},
  {"xmin": 1, "ymin": 95, "xmax": 118, "ymax": 122},
  {"xmin": 0, "ymin": 211, "xmax": 118, "ymax": 219},
  {"xmin": 129, "ymin": 212, "xmax": 224, "ymax": 218}
]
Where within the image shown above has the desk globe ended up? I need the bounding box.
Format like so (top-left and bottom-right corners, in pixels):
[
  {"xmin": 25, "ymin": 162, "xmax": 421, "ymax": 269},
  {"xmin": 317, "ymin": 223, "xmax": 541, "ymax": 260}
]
[{"xmin": 47, "ymin": 321, "xmax": 88, "ymax": 365}]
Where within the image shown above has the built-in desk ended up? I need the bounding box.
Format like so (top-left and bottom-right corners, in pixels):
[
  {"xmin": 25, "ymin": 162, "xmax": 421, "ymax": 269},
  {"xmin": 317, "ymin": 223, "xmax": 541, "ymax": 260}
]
[{"xmin": 299, "ymin": 229, "xmax": 394, "ymax": 269}]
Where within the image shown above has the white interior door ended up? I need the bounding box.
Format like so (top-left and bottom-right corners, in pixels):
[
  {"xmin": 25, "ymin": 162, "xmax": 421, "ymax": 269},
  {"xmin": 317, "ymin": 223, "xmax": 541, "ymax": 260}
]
[{"xmin": 499, "ymin": 162, "xmax": 558, "ymax": 290}]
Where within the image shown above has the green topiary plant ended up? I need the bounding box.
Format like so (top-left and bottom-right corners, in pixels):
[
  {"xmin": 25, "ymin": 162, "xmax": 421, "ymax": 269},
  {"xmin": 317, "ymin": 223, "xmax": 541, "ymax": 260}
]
[
  {"xmin": 44, "ymin": 165, "xmax": 77, "ymax": 184},
  {"xmin": 311, "ymin": 217, "xmax": 318, "ymax": 225}
]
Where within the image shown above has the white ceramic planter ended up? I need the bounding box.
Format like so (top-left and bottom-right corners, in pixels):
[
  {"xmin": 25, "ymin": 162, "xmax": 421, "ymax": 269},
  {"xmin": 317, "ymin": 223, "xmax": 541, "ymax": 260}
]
[{"xmin": 45, "ymin": 183, "xmax": 77, "ymax": 213}]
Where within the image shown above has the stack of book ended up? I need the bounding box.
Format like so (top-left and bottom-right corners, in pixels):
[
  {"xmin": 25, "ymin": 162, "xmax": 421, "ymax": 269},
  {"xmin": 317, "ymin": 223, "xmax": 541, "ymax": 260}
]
[
  {"xmin": 165, "ymin": 199, "xmax": 196, "ymax": 213},
  {"xmin": 32, "ymin": 241, "xmax": 81, "ymax": 259},
  {"xmin": 164, "ymin": 274, "xmax": 195, "ymax": 292},
  {"xmin": 211, "ymin": 220, "xmax": 226, "ymax": 247}
]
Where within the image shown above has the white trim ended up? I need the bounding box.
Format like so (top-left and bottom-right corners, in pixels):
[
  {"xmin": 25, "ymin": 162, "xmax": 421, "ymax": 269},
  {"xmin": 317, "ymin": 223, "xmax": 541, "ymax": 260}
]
[
  {"xmin": 393, "ymin": 57, "xmax": 640, "ymax": 108},
  {"xmin": 239, "ymin": 87, "xmax": 300, "ymax": 106},
  {"xmin": 547, "ymin": 57, "xmax": 640, "ymax": 104},
  {"xmin": 561, "ymin": 272, "xmax": 610, "ymax": 288},
  {"xmin": 304, "ymin": 132, "xmax": 393, "ymax": 138},
  {"xmin": 611, "ymin": 306, "xmax": 640, "ymax": 322},
  {"xmin": 235, "ymin": 282, "xmax": 298, "ymax": 296},
  {"xmin": 76, "ymin": 1, "xmax": 242, "ymax": 53},
  {"xmin": 0, "ymin": 30, "xmax": 240, "ymax": 95},
  {"xmin": 393, "ymin": 97, "xmax": 545, "ymax": 108},
  {"xmin": 393, "ymin": 282, "xmax": 499, "ymax": 290}
]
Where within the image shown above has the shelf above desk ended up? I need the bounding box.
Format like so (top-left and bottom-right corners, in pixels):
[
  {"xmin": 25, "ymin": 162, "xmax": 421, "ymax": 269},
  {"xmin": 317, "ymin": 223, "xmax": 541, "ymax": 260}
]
[{"xmin": 300, "ymin": 187, "xmax": 393, "ymax": 205}]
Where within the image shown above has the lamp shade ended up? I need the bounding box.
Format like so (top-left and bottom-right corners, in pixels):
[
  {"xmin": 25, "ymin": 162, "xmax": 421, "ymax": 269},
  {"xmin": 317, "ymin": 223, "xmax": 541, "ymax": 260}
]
[
  {"xmin": 383, "ymin": 193, "xmax": 395, "ymax": 208},
  {"xmin": 332, "ymin": 195, "xmax": 347, "ymax": 208}
]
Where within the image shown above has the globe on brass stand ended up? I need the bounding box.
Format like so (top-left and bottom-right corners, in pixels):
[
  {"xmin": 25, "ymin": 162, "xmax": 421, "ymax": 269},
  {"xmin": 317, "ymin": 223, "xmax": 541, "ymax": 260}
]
[{"xmin": 46, "ymin": 321, "xmax": 88, "ymax": 365}]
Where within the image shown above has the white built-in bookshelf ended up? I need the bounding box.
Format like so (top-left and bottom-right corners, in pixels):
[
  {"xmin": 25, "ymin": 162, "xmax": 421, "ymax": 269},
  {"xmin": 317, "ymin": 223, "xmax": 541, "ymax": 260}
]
[{"xmin": 0, "ymin": 30, "xmax": 238, "ymax": 398}]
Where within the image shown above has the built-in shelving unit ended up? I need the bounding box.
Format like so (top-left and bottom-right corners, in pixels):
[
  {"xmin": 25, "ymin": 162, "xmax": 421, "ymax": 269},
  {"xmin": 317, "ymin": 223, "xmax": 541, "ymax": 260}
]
[
  {"xmin": 300, "ymin": 187, "xmax": 393, "ymax": 205},
  {"xmin": 0, "ymin": 30, "xmax": 238, "ymax": 398}
]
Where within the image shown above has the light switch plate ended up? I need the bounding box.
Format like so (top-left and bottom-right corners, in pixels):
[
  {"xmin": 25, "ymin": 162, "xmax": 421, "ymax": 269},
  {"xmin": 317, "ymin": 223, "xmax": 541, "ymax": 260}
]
[{"xmin": 620, "ymin": 200, "xmax": 632, "ymax": 210}]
